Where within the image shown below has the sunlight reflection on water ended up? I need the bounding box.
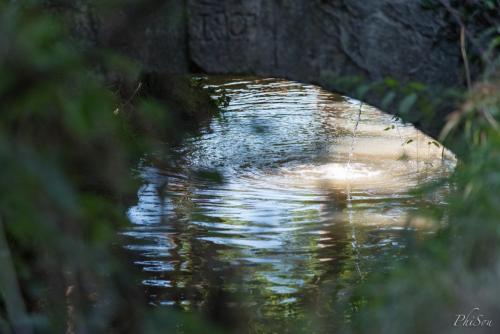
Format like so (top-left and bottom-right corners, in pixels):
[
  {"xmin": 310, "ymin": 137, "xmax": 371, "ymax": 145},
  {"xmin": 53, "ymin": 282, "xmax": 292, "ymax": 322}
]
[{"xmin": 122, "ymin": 77, "xmax": 455, "ymax": 323}]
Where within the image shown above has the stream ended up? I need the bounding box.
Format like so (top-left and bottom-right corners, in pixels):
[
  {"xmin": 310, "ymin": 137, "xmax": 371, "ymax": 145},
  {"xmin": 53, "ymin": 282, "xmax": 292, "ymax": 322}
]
[{"xmin": 122, "ymin": 77, "xmax": 455, "ymax": 328}]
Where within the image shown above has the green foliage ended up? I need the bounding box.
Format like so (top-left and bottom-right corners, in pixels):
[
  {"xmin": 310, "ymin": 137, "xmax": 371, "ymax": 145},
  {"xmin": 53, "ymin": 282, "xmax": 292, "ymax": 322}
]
[
  {"xmin": 321, "ymin": 70, "xmax": 462, "ymax": 135},
  {"xmin": 317, "ymin": 2, "xmax": 500, "ymax": 333},
  {"xmin": 0, "ymin": 0, "xmax": 498, "ymax": 333},
  {"xmin": 0, "ymin": 1, "xmax": 220, "ymax": 333},
  {"xmin": 340, "ymin": 5, "xmax": 500, "ymax": 332},
  {"xmin": 344, "ymin": 75, "xmax": 500, "ymax": 333},
  {"xmin": 322, "ymin": 2, "xmax": 498, "ymax": 138}
]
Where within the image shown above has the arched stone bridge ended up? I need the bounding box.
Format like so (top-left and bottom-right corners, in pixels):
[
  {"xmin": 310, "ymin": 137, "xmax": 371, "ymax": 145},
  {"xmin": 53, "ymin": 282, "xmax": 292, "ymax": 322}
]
[{"xmin": 78, "ymin": 0, "xmax": 466, "ymax": 134}]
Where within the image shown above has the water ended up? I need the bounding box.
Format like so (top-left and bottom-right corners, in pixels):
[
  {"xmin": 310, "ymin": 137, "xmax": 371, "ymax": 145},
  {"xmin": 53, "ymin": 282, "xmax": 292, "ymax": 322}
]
[{"xmin": 122, "ymin": 77, "xmax": 455, "ymax": 329}]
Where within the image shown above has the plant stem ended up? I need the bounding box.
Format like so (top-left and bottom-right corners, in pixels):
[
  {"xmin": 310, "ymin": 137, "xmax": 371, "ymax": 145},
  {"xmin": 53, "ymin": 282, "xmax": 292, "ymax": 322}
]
[
  {"xmin": 0, "ymin": 218, "xmax": 33, "ymax": 334},
  {"xmin": 461, "ymin": 26, "xmax": 472, "ymax": 90}
]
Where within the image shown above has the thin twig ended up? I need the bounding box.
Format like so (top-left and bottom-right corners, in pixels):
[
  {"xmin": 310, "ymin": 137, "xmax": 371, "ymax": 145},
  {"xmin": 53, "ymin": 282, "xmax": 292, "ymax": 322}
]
[
  {"xmin": 0, "ymin": 218, "xmax": 33, "ymax": 334},
  {"xmin": 481, "ymin": 108, "xmax": 499, "ymax": 130},
  {"xmin": 124, "ymin": 82, "xmax": 143, "ymax": 106},
  {"xmin": 460, "ymin": 26, "xmax": 472, "ymax": 90},
  {"xmin": 346, "ymin": 102, "xmax": 364, "ymax": 278},
  {"xmin": 114, "ymin": 82, "xmax": 143, "ymax": 115},
  {"xmin": 438, "ymin": 0, "xmax": 491, "ymax": 65}
]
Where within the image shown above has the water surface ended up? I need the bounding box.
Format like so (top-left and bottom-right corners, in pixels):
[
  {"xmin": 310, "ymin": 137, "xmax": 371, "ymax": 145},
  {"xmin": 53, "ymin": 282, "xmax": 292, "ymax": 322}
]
[{"xmin": 123, "ymin": 77, "xmax": 455, "ymax": 328}]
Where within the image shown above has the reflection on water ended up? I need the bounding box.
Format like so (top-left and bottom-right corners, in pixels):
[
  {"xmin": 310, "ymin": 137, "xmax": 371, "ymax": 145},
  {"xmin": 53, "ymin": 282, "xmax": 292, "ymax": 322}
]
[{"xmin": 122, "ymin": 77, "xmax": 455, "ymax": 327}]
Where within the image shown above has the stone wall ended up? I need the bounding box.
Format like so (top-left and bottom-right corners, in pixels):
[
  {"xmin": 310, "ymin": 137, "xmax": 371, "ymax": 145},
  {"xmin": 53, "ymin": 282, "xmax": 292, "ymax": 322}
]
[
  {"xmin": 186, "ymin": 0, "xmax": 462, "ymax": 87},
  {"xmin": 71, "ymin": 0, "xmax": 466, "ymax": 134}
]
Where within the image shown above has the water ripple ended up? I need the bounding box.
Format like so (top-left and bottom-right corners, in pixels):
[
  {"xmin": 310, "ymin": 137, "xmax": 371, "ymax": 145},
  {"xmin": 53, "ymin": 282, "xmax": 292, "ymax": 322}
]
[{"xmin": 122, "ymin": 77, "xmax": 455, "ymax": 317}]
